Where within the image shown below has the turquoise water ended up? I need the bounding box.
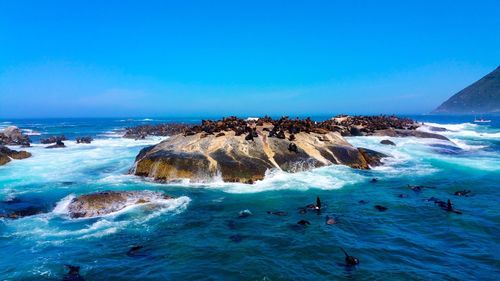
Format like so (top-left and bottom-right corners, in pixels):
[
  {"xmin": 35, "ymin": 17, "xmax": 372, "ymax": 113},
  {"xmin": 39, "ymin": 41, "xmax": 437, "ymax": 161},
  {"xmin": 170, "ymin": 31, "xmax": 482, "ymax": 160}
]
[{"xmin": 0, "ymin": 116, "xmax": 499, "ymax": 280}]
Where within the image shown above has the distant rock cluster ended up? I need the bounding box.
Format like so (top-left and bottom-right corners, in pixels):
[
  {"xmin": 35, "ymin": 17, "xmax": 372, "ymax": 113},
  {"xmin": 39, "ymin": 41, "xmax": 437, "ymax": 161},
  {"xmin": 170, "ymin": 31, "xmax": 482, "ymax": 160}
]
[
  {"xmin": 124, "ymin": 115, "xmax": 420, "ymax": 139},
  {"xmin": 123, "ymin": 124, "xmax": 189, "ymax": 139},
  {"xmin": 40, "ymin": 135, "xmax": 67, "ymax": 144}
]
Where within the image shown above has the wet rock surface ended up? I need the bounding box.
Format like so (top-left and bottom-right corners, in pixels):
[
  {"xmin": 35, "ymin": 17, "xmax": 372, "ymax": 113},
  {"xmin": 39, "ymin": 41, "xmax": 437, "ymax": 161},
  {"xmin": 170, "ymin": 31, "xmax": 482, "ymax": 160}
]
[
  {"xmin": 46, "ymin": 140, "xmax": 66, "ymax": 149},
  {"xmin": 67, "ymin": 191, "xmax": 172, "ymax": 218},
  {"xmin": 132, "ymin": 117, "xmax": 399, "ymax": 183},
  {"xmin": 0, "ymin": 145, "xmax": 32, "ymax": 166},
  {"xmin": 0, "ymin": 126, "xmax": 30, "ymax": 146}
]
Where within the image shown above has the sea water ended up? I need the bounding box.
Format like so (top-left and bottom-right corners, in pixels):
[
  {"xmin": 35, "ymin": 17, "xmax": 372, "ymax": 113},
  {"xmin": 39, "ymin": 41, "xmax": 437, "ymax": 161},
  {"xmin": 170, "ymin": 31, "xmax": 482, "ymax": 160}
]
[{"xmin": 0, "ymin": 116, "xmax": 499, "ymax": 280}]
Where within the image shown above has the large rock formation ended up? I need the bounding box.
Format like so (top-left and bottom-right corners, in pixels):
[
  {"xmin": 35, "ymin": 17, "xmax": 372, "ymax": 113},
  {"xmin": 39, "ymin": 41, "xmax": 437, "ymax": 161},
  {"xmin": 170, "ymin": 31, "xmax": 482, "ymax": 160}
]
[
  {"xmin": 133, "ymin": 122, "xmax": 387, "ymax": 184},
  {"xmin": 433, "ymin": 66, "xmax": 500, "ymax": 114},
  {"xmin": 0, "ymin": 126, "xmax": 30, "ymax": 146},
  {"xmin": 0, "ymin": 145, "xmax": 32, "ymax": 166},
  {"xmin": 66, "ymin": 191, "xmax": 172, "ymax": 218}
]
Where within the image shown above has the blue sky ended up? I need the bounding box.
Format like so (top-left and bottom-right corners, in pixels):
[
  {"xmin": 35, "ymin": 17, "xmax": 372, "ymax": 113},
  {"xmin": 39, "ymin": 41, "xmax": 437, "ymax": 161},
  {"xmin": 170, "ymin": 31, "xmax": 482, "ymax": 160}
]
[{"xmin": 1, "ymin": 0, "xmax": 499, "ymax": 118}]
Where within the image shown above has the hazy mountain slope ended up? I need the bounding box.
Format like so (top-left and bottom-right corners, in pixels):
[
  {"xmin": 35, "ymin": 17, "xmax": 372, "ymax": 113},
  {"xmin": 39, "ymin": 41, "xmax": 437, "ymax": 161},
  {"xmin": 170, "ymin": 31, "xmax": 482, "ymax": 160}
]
[{"xmin": 433, "ymin": 66, "xmax": 500, "ymax": 114}]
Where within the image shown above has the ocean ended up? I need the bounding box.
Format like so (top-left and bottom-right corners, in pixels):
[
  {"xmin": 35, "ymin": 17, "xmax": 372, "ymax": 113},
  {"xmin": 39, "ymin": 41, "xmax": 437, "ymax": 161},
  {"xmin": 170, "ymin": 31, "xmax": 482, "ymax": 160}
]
[{"xmin": 0, "ymin": 116, "xmax": 499, "ymax": 280}]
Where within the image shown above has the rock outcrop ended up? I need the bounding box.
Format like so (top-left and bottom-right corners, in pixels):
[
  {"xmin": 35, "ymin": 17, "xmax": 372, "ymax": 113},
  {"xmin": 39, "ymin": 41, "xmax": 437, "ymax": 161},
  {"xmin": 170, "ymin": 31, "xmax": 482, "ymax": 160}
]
[
  {"xmin": 124, "ymin": 124, "xmax": 189, "ymax": 139},
  {"xmin": 133, "ymin": 122, "xmax": 387, "ymax": 184},
  {"xmin": 0, "ymin": 126, "xmax": 30, "ymax": 146},
  {"xmin": 40, "ymin": 135, "xmax": 67, "ymax": 144},
  {"xmin": 76, "ymin": 136, "xmax": 93, "ymax": 144},
  {"xmin": 46, "ymin": 140, "xmax": 66, "ymax": 149},
  {"xmin": 0, "ymin": 145, "xmax": 32, "ymax": 166},
  {"xmin": 66, "ymin": 191, "xmax": 172, "ymax": 218}
]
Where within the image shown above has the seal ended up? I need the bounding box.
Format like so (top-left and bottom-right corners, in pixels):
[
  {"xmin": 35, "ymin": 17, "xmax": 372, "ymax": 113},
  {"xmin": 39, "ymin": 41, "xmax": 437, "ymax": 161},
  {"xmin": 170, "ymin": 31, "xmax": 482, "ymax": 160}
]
[
  {"xmin": 408, "ymin": 184, "xmax": 435, "ymax": 192},
  {"xmin": 62, "ymin": 265, "xmax": 84, "ymax": 281},
  {"xmin": 267, "ymin": 211, "xmax": 287, "ymax": 216},
  {"xmin": 126, "ymin": 245, "xmax": 144, "ymax": 257},
  {"xmin": 374, "ymin": 205, "xmax": 388, "ymax": 212},
  {"xmin": 454, "ymin": 190, "xmax": 471, "ymax": 197},
  {"xmin": 340, "ymin": 248, "xmax": 359, "ymax": 266},
  {"xmin": 445, "ymin": 199, "xmax": 462, "ymax": 214},
  {"xmin": 325, "ymin": 215, "xmax": 337, "ymax": 225},
  {"xmin": 297, "ymin": 219, "xmax": 311, "ymax": 226}
]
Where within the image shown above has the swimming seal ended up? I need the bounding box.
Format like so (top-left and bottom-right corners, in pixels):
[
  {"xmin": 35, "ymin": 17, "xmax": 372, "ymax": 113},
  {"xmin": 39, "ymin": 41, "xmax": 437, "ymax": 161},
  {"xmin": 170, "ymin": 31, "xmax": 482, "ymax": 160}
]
[
  {"xmin": 325, "ymin": 215, "xmax": 337, "ymax": 225},
  {"xmin": 408, "ymin": 184, "xmax": 435, "ymax": 192},
  {"xmin": 445, "ymin": 199, "xmax": 462, "ymax": 214},
  {"xmin": 62, "ymin": 265, "xmax": 84, "ymax": 281},
  {"xmin": 454, "ymin": 190, "xmax": 471, "ymax": 197},
  {"xmin": 297, "ymin": 220, "xmax": 311, "ymax": 226},
  {"xmin": 340, "ymin": 248, "xmax": 359, "ymax": 266},
  {"xmin": 267, "ymin": 211, "xmax": 287, "ymax": 216},
  {"xmin": 126, "ymin": 245, "xmax": 144, "ymax": 257}
]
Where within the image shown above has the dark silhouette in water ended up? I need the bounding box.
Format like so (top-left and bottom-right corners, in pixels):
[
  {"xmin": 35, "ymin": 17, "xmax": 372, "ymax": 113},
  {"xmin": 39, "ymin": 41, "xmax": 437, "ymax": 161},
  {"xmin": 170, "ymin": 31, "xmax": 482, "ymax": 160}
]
[
  {"xmin": 374, "ymin": 205, "xmax": 388, "ymax": 212},
  {"xmin": 445, "ymin": 199, "xmax": 462, "ymax": 215},
  {"xmin": 454, "ymin": 190, "xmax": 472, "ymax": 197},
  {"xmin": 62, "ymin": 265, "xmax": 84, "ymax": 281},
  {"xmin": 427, "ymin": 197, "xmax": 462, "ymax": 214},
  {"xmin": 266, "ymin": 211, "xmax": 287, "ymax": 216},
  {"xmin": 358, "ymin": 200, "xmax": 369, "ymax": 204},
  {"xmin": 229, "ymin": 234, "xmax": 245, "ymax": 243},
  {"xmin": 408, "ymin": 184, "xmax": 435, "ymax": 192},
  {"xmin": 126, "ymin": 245, "xmax": 144, "ymax": 257},
  {"xmin": 370, "ymin": 178, "xmax": 378, "ymax": 183},
  {"xmin": 340, "ymin": 248, "xmax": 359, "ymax": 266},
  {"xmin": 297, "ymin": 220, "xmax": 311, "ymax": 226}
]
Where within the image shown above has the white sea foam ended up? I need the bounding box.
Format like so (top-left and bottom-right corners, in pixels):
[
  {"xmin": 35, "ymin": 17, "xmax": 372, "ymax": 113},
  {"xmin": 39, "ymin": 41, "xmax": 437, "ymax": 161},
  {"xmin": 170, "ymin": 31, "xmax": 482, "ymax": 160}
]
[
  {"xmin": 420, "ymin": 122, "xmax": 500, "ymax": 140},
  {"xmin": 5, "ymin": 195, "xmax": 191, "ymax": 242}
]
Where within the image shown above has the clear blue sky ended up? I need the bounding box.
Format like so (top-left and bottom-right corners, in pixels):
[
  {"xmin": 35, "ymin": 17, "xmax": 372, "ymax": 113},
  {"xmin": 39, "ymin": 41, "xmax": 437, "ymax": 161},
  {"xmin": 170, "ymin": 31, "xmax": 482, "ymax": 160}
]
[{"xmin": 1, "ymin": 0, "xmax": 499, "ymax": 118}]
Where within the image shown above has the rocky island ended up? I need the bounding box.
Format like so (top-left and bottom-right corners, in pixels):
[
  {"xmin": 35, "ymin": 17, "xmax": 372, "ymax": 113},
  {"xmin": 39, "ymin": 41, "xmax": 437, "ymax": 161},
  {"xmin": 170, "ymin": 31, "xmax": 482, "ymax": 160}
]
[{"xmin": 130, "ymin": 116, "xmax": 445, "ymax": 184}]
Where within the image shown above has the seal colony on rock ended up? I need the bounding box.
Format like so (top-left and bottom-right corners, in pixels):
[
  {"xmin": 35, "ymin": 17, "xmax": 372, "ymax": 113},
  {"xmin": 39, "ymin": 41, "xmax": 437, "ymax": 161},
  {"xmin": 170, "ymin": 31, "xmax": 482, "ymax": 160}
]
[{"xmin": 130, "ymin": 115, "xmax": 450, "ymax": 184}]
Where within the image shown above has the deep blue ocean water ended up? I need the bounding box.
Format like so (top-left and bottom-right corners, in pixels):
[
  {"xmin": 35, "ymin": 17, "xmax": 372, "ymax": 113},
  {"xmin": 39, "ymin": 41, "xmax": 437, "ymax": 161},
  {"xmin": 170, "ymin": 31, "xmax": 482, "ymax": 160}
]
[{"xmin": 0, "ymin": 115, "xmax": 499, "ymax": 280}]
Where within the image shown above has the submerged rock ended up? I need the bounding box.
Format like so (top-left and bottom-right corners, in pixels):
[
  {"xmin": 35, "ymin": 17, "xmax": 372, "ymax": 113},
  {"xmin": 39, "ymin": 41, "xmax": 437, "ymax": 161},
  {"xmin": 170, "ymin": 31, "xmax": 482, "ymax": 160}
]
[
  {"xmin": 0, "ymin": 206, "xmax": 45, "ymax": 219},
  {"xmin": 380, "ymin": 139, "xmax": 396, "ymax": 146},
  {"xmin": 133, "ymin": 126, "xmax": 385, "ymax": 183},
  {"xmin": 0, "ymin": 145, "xmax": 32, "ymax": 166},
  {"xmin": 66, "ymin": 191, "xmax": 172, "ymax": 218}
]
